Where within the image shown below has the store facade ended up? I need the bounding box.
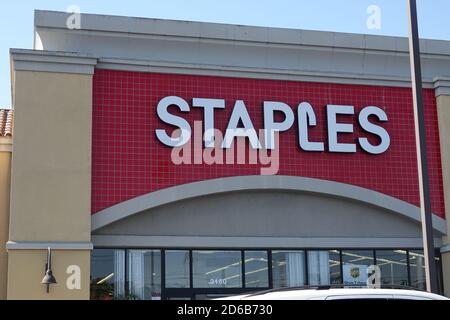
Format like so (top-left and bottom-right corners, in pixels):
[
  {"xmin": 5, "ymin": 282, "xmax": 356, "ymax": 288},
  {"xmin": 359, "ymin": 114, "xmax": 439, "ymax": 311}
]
[{"xmin": 2, "ymin": 10, "xmax": 450, "ymax": 299}]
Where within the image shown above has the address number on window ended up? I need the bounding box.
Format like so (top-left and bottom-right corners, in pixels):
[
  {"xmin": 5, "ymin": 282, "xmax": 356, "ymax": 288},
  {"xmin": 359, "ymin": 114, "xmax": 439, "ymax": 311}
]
[{"xmin": 208, "ymin": 278, "xmax": 227, "ymax": 285}]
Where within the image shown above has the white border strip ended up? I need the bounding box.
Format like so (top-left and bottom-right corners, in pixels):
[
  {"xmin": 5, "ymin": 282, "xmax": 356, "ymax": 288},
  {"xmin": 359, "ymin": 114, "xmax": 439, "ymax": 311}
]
[
  {"xmin": 97, "ymin": 57, "xmax": 436, "ymax": 89},
  {"xmin": 6, "ymin": 241, "xmax": 93, "ymax": 250},
  {"xmin": 441, "ymin": 244, "xmax": 450, "ymax": 254},
  {"xmin": 10, "ymin": 49, "xmax": 97, "ymax": 75},
  {"xmin": 434, "ymin": 77, "xmax": 450, "ymax": 97},
  {"xmin": 34, "ymin": 10, "xmax": 450, "ymax": 56},
  {"xmin": 0, "ymin": 144, "xmax": 12, "ymax": 152},
  {"xmin": 92, "ymin": 235, "xmax": 442, "ymax": 249}
]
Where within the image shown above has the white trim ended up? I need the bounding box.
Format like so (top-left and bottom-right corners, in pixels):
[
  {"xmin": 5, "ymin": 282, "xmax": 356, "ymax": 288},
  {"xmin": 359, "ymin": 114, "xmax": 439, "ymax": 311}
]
[
  {"xmin": 441, "ymin": 244, "xmax": 450, "ymax": 254},
  {"xmin": 434, "ymin": 77, "xmax": 450, "ymax": 97},
  {"xmin": 91, "ymin": 176, "xmax": 447, "ymax": 234},
  {"xmin": 32, "ymin": 11, "xmax": 450, "ymax": 89},
  {"xmin": 6, "ymin": 241, "xmax": 93, "ymax": 250},
  {"xmin": 34, "ymin": 10, "xmax": 450, "ymax": 56},
  {"xmin": 0, "ymin": 145, "xmax": 12, "ymax": 152},
  {"xmin": 92, "ymin": 235, "xmax": 442, "ymax": 249},
  {"xmin": 10, "ymin": 49, "xmax": 97, "ymax": 75},
  {"xmin": 97, "ymin": 57, "xmax": 435, "ymax": 89},
  {"xmin": 37, "ymin": 26, "xmax": 450, "ymax": 60},
  {"xmin": 0, "ymin": 139, "xmax": 12, "ymax": 152}
]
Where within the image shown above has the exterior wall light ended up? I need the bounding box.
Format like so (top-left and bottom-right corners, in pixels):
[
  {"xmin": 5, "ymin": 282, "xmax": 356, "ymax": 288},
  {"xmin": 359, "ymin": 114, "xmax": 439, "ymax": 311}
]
[{"xmin": 41, "ymin": 247, "xmax": 57, "ymax": 293}]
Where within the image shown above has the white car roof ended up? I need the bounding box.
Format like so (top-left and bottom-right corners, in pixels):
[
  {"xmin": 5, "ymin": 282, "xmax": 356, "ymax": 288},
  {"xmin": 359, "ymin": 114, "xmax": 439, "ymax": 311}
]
[{"xmin": 218, "ymin": 288, "xmax": 449, "ymax": 300}]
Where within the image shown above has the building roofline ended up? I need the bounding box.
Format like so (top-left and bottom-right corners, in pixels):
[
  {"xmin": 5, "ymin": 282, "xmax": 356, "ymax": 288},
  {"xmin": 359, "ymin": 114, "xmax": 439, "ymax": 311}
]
[
  {"xmin": 34, "ymin": 9, "xmax": 450, "ymax": 56},
  {"xmin": 30, "ymin": 10, "xmax": 450, "ymax": 87},
  {"xmin": 10, "ymin": 48, "xmax": 97, "ymax": 75}
]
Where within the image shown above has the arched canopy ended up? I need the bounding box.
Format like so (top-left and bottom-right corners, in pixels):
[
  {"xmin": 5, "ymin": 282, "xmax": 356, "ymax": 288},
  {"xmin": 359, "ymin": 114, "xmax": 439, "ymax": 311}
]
[{"xmin": 92, "ymin": 175, "xmax": 447, "ymax": 235}]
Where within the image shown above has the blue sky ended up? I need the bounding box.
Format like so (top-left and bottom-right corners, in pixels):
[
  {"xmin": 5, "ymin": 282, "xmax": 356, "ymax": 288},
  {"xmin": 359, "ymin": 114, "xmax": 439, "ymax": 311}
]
[{"xmin": 1, "ymin": 0, "xmax": 449, "ymax": 107}]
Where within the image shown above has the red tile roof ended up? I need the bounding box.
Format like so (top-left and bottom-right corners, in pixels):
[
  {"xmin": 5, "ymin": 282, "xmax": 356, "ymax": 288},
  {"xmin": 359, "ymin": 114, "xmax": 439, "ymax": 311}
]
[{"xmin": 0, "ymin": 109, "xmax": 13, "ymax": 137}]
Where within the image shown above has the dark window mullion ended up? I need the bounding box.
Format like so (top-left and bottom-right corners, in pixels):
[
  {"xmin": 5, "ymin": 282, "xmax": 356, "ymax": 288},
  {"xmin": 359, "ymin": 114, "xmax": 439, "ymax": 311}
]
[
  {"xmin": 124, "ymin": 249, "xmax": 128, "ymax": 297},
  {"xmin": 189, "ymin": 250, "xmax": 193, "ymax": 289},
  {"xmin": 268, "ymin": 250, "xmax": 273, "ymax": 289}
]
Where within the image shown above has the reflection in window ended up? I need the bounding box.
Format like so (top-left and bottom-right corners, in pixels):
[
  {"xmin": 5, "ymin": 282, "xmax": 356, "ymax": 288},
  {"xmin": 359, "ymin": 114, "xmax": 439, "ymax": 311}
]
[
  {"xmin": 128, "ymin": 250, "xmax": 161, "ymax": 300},
  {"xmin": 90, "ymin": 249, "xmax": 125, "ymax": 300},
  {"xmin": 342, "ymin": 250, "xmax": 374, "ymax": 266},
  {"xmin": 244, "ymin": 251, "xmax": 269, "ymax": 288},
  {"xmin": 272, "ymin": 251, "xmax": 305, "ymax": 288},
  {"xmin": 308, "ymin": 250, "xmax": 341, "ymax": 285},
  {"xmin": 341, "ymin": 250, "xmax": 374, "ymax": 286},
  {"xmin": 165, "ymin": 250, "xmax": 190, "ymax": 288},
  {"xmin": 376, "ymin": 250, "xmax": 408, "ymax": 287},
  {"xmin": 192, "ymin": 251, "xmax": 242, "ymax": 288},
  {"xmin": 409, "ymin": 250, "xmax": 426, "ymax": 290}
]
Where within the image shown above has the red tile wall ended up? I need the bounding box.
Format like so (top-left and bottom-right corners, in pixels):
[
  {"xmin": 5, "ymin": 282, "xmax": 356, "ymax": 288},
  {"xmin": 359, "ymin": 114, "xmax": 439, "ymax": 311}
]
[{"xmin": 92, "ymin": 69, "xmax": 445, "ymax": 218}]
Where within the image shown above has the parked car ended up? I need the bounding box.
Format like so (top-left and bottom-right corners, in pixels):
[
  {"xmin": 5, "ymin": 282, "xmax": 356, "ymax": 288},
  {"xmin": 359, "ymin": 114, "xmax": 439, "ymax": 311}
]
[{"xmin": 216, "ymin": 286, "xmax": 449, "ymax": 300}]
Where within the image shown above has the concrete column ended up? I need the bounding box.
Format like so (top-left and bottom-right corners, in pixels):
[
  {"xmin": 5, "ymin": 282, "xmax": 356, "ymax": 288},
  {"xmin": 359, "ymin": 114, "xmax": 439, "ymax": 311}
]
[
  {"xmin": 0, "ymin": 136, "xmax": 12, "ymax": 299},
  {"xmin": 7, "ymin": 51, "xmax": 97, "ymax": 300},
  {"xmin": 435, "ymin": 78, "xmax": 450, "ymax": 297}
]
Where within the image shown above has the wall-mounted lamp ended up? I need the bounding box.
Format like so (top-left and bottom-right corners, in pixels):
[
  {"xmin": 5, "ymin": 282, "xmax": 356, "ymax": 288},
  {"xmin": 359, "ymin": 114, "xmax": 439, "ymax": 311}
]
[{"xmin": 41, "ymin": 247, "xmax": 57, "ymax": 293}]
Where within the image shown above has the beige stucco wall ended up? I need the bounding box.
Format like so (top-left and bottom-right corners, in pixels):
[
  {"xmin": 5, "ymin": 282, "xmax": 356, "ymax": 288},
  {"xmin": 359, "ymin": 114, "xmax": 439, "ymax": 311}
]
[
  {"xmin": 7, "ymin": 70, "xmax": 93, "ymax": 299},
  {"xmin": 442, "ymin": 253, "xmax": 450, "ymax": 296},
  {"xmin": 7, "ymin": 250, "xmax": 90, "ymax": 300},
  {"xmin": 9, "ymin": 71, "xmax": 92, "ymax": 242},
  {"xmin": 437, "ymin": 94, "xmax": 450, "ymax": 297},
  {"xmin": 0, "ymin": 147, "xmax": 11, "ymax": 300}
]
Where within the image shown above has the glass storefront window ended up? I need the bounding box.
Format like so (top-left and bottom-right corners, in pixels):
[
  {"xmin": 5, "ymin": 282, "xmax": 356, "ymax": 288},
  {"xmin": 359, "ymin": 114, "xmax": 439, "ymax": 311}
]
[
  {"xmin": 272, "ymin": 250, "xmax": 305, "ymax": 288},
  {"xmin": 409, "ymin": 250, "xmax": 426, "ymax": 290},
  {"xmin": 376, "ymin": 250, "xmax": 408, "ymax": 287},
  {"xmin": 91, "ymin": 247, "xmax": 436, "ymax": 299},
  {"xmin": 90, "ymin": 249, "xmax": 125, "ymax": 300},
  {"xmin": 308, "ymin": 250, "xmax": 341, "ymax": 285},
  {"xmin": 192, "ymin": 251, "xmax": 242, "ymax": 288},
  {"xmin": 128, "ymin": 250, "xmax": 161, "ymax": 300},
  {"xmin": 341, "ymin": 250, "xmax": 374, "ymax": 287},
  {"xmin": 165, "ymin": 250, "xmax": 190, "ymax": 288},
  {"xmin": 244, "ymin": 251, "xmax": 269, "ymax": 288}
]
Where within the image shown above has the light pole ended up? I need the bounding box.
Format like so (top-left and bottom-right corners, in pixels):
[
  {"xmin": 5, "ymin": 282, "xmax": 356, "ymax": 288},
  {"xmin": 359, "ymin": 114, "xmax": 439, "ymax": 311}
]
[{"xmin": 406, "ymin": 0, "xmax": 438, "ymax": 293}]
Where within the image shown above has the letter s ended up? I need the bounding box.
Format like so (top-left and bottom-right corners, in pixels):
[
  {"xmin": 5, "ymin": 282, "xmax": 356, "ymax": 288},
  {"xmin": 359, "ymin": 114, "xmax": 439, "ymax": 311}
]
[
  {"xmin": 155, "ymin": 96, "xmax": 192, "ymax": 147},
  {"xmin": 358, "ymin": 106, "xmax": 390, "ymax": 154}
]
